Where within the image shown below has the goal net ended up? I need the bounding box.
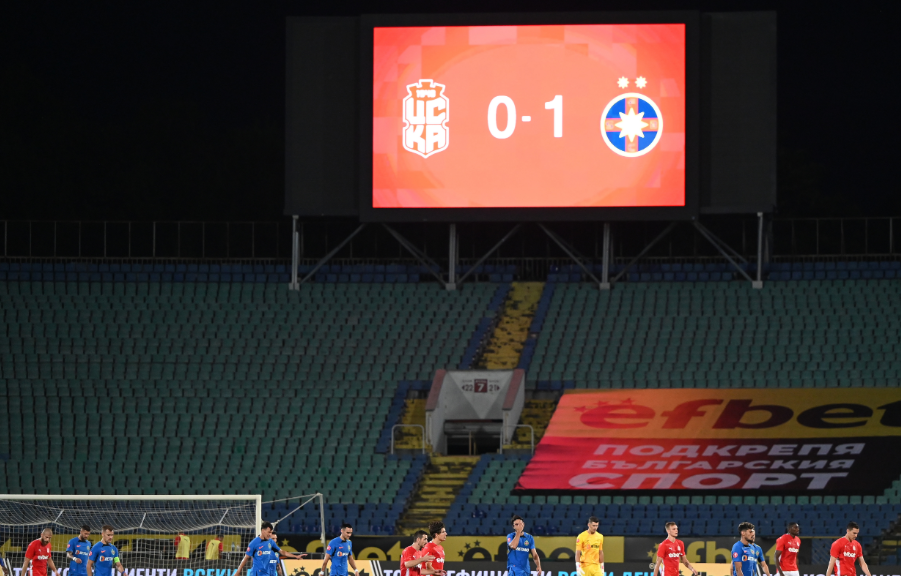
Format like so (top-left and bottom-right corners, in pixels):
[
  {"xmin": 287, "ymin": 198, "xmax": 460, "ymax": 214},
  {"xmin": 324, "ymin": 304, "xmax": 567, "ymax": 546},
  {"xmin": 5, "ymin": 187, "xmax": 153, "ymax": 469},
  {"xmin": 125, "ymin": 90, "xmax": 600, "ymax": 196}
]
[{"xmin": 0, "ymin": 496, "xmax": 260, "ymax": 576}]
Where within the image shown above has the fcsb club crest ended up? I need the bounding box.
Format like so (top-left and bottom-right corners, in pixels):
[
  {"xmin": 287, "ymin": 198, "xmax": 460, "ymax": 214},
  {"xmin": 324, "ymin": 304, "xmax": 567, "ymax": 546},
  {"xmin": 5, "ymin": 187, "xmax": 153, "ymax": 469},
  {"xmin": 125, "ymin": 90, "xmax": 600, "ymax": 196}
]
[
  {"xmin": 402, "ymin": 79, "xmax": 449, "ymax": 158},
  {"xmin": 600, "ymin": 92, "xmax": 663, "ymax": 157}
]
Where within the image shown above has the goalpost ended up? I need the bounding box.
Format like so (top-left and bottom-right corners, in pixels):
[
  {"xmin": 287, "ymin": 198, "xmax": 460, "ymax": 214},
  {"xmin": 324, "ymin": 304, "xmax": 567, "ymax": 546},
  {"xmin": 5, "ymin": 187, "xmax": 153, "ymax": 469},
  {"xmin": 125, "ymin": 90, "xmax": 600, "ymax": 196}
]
[
  {"xmin": 0, "ymin": 495, "xmax": 261, "ymax": 576},
  {"xmin": 266, "ymin": 494, "xmax": 326, "ymax": 550},
  {"xmin": 0, "ymin": 494, "xmax": 330, "ymax": 576}
]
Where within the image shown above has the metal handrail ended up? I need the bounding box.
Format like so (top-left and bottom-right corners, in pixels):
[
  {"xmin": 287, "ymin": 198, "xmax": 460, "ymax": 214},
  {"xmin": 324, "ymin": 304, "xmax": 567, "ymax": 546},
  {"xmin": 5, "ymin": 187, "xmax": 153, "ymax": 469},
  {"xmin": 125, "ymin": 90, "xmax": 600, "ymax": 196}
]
[
  {"xmin": 514, "ymin": 425, "xmax": 535, "ymax": 454},
  {"xmin": 500, "ymin": 424, "xmax": 535, "ymax": 454},
  {"xmin": 0, "ymin": 220, "xmax": 285, "ymax": 260},
  {"xmin": 390, "ymin": 424, "xmax": 425, "ymax": 455},
  {"xmin": 1, "ymin": 216, "xmax": 900, "ymax": 261}
]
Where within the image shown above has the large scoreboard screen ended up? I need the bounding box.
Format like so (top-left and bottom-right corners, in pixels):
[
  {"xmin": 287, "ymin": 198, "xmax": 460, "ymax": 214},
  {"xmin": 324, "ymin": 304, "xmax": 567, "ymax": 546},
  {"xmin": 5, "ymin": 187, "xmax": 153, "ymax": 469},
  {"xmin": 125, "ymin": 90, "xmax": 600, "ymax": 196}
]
[{"xmin": 361, "ymin": 13, "xmax": 699, "ymax": 221}]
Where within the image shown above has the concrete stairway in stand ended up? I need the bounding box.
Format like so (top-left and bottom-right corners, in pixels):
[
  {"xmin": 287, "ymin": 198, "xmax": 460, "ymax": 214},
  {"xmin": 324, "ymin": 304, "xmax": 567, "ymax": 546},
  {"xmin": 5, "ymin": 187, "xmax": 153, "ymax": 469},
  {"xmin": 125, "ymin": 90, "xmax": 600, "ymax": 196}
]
[
  {"xmin": 478, "ymin": 282, "xmax": 544, "ymax": 370},
  {"xmin": 396, "ymin": 455, "xmax": 479, "ymax": 535}
]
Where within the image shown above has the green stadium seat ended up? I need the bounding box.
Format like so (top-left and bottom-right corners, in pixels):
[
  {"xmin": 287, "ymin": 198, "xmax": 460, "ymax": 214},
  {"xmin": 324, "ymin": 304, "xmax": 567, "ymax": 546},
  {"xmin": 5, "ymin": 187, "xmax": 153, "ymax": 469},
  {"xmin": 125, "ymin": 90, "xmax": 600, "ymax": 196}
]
[{"xmin": 0, "ymin": 282, "xmax": 499, "ymax": 504}]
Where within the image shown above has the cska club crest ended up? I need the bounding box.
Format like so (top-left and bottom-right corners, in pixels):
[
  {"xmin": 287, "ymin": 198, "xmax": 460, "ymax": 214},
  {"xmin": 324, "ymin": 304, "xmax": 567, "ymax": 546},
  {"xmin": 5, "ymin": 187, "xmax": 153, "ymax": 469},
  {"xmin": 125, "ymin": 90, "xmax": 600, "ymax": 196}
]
[
  {"xmin": 600, "ymin": 92, "xmax": 663, "ymax": 157},
  {"xmin": 402, "ymin": 79, "xmax": 449, "ymax": 158}
]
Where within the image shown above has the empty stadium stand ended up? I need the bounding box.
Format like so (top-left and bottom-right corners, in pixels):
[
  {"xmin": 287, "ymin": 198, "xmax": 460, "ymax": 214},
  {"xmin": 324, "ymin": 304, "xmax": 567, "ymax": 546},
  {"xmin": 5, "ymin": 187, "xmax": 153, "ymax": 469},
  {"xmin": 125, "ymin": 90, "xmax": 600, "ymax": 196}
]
[
  {"xmin": 528, "ymin": 281, "xmax": 901, "ymax": 387},
  {"xmin": 0, "ymin": 281, "xmax": 500, "ymax": 533},
  {"xmin": 3, "ymin": 269, "xmax": 901, "ymax": 538},
  {"xmin": 449, "ymin": 277, "xmax": 901, "ymax": 538}
]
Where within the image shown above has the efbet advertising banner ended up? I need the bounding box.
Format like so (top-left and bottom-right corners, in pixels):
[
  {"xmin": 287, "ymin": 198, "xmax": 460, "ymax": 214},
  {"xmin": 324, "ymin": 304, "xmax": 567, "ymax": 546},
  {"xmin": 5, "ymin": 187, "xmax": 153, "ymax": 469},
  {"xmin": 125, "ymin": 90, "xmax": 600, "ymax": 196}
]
[{"xmin": 516, "ymin": 389, "xmax": 901, "ymax": 493}]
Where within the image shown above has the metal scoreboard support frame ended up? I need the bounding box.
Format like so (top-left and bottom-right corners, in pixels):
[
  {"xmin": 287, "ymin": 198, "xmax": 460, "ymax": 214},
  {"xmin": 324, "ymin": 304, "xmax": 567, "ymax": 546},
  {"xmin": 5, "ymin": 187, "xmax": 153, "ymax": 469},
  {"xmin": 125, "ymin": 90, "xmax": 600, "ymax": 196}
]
[{"xmin": 289, "ymin": 212, "xmax": 769, "ymax": 291}]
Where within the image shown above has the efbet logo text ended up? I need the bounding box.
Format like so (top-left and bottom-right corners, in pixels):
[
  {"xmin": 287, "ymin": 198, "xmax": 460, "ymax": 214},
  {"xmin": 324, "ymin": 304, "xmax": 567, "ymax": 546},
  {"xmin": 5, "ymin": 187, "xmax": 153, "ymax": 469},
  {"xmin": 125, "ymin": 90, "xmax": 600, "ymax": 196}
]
[{"xmin": 402, "ymin": 79, "xmax": 449, "ymax": 158}]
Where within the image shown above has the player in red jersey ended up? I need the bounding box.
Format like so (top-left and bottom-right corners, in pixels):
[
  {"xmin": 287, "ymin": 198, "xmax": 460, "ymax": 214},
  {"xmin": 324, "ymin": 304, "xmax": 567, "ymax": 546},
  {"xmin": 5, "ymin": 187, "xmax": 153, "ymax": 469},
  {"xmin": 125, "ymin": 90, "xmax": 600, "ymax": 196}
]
[
  {"xmin": 400, "ymin": 531, "xmax": 437, "ymax": 576},
  {"xmin": 23, "ymin": 529, "xmax": 62, "ymax": 576},
  {"xmin": 827, "ymin": 522, "xmax": 871, "ymax": 576},
  {"xmin": 420, "ymin": 522, "xmax": 447, "ymax": 576},
  {"xmin": 775, "ymin": 523, "xmax": 801, "ymax": 576},
  {"xmin": 652, "ymin": 522, "xmax": 698, "ymax": 576}
]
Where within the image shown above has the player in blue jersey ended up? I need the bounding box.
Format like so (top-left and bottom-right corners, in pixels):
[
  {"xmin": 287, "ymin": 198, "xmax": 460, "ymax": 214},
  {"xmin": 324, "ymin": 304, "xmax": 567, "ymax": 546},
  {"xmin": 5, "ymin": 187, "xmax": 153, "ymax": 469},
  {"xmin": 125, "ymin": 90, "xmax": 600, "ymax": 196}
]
[
  {"xmin": 269, "ymin": 532, "xmax": 282, "ymax": 576},
  {"xmin": 268, "ymin": 532, "xmax": 305, "ymax": 576},
  {"xmin": 507, "ymin": 516, "xmax": 541, "ymax": 576},
  {"xmin": 752, "ymin": 543, "xmax": 769, "ymax": 576},
  {"xmin": 233, "ymin": 522, "xmax": 304, "ymax": 576},
  {"xmin": 0, "ymin": 555, "xmax": 9, "ymax": 576},
  {"xmin": 731, "ymin": 523, "xmax": 771, "ymax": 576},
  {"xmin": 323, "ymin": 523, "xmax": 359, "ymax": 576},
  {"xmin": 67, "ymin": 526, "xmax": 93, "ymax": 576},
  {"xmin": 87, "ymin": 525, "xmax": 126, "ymax": 576}
]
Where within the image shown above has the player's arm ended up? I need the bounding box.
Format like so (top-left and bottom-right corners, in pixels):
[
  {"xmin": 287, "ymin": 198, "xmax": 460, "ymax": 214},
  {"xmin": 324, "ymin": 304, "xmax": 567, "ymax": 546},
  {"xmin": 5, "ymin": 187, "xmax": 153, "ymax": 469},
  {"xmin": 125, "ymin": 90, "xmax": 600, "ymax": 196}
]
[
  {"xmin": 405, "ymin": 554, "xmax": 435, "ymax": 568},
  {"xmin": 114, "ymin": 548, "xmax": 125, "ymax": 574},
  {"xmin": 273, "ymin": 544, "xmax": 304, "ymax": 560},
  {"xmin": 348, "ymin": 554, "xmax": 359, "ymax": 575},
  {"xmin": 575, "ymin": 542, "xmax": 584, "ymax": 576},
  {"xmin": 509, "ymin": 532, "xmax": 522, "ymax": 551},
  {"xmin": 531, "ymin": 548, "xmax": 542, "ymax": 573},
  {"xmin": 733, "ymin": 561, "xmax": 744, "ymax": 576},
  {"xmin": 652, "ymin": 544, "xmax": 664, "ymax": 576},
  {"xmin": 858, "ymin": 552, "xmax": 872, "ymax": 576},
  {"xmin": 321, "ymin": 553, "xmax": 331, "ymax": 574},
  {"xmin": 774, "ymin": 550, "xmax": 784, "ymax": 576},
  {"xmin": 87, "ymin": 544, "xmax": 99, "ymax": 576},
  {"xmin": 279, "ymin": 551, "xmax": 306, "ymax": 559},
  {"xmin": 681, "ymin": 554, "xmax": 698, "ymax": 575},
  {"xmin": 758, "ymin": 557, "xmax": 771, "ymax": 576},
  {"xmin": 825, "ymin": 556, "xmax": 837, "ymax": 576},
  {"xmin": 233, "ymin": 554, "xmax": 251, "ymax": 576},
  {"xmin": 20, "ymin": 556, "xmax": 31, "ymax": 574},
  {"xmin": 47, "ymin": 554, "xmax": 62, "ymax": 576},
  {"xmin": 420, "ymin": 552, "xmax": 444, "ymax": 576},
  {"xmin": 418, "ymin": 558, "xmax": 442, "ymax": 575}
]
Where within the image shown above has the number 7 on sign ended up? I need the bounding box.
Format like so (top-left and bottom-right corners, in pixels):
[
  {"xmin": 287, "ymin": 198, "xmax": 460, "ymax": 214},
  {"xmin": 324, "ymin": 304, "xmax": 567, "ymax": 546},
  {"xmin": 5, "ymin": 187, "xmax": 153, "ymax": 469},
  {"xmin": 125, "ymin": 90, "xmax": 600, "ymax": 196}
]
[{"xmin": 545, "ymin": 95, "xmax": 562, "ymax": 137}]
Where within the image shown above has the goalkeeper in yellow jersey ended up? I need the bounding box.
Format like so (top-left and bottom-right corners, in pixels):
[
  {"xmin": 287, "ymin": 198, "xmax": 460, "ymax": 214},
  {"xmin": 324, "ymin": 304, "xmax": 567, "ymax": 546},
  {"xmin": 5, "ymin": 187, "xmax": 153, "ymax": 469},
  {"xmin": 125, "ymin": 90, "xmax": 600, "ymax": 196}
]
[{"xmin": 576, "ymin": 517, "xmax": 604, "ymax": 576}]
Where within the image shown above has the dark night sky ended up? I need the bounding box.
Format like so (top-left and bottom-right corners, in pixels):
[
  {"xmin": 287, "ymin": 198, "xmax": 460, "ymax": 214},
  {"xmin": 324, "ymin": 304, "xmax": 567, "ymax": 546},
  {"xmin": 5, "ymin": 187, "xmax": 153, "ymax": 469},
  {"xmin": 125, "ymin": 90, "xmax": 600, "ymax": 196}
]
[{"xmin": 2, "ymin": 1, "xmax": 899, "ymax": 221}]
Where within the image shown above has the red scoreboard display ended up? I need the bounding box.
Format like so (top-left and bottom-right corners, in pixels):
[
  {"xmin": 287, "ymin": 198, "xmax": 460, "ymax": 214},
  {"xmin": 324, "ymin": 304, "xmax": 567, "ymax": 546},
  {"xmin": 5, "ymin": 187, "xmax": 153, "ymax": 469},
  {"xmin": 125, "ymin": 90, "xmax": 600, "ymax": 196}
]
[{"xmin": 361, "ymin": 14, "xmax": 698, "ymax": 221}]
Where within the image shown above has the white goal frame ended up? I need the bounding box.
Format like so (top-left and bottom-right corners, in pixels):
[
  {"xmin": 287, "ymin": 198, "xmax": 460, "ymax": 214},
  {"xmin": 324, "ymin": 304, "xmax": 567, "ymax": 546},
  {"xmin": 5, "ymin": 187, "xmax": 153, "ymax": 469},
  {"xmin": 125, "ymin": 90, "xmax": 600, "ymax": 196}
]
[
  {"xmin": 0, "ymin": 493, "xmax": 330, "ymax": 549},
  {"xmin": 0, "ymin": 494, "xmax": 263, "ymax": 531}
]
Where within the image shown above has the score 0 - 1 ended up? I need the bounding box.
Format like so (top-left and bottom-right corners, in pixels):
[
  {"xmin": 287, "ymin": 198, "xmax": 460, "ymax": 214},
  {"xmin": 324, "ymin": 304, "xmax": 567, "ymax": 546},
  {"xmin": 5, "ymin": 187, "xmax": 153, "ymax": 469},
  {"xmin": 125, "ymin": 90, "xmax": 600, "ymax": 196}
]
[{"xmin": 487, "ymin": 95, "xmax": 562, "ymax": 139}]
